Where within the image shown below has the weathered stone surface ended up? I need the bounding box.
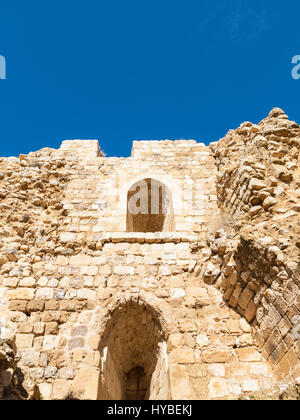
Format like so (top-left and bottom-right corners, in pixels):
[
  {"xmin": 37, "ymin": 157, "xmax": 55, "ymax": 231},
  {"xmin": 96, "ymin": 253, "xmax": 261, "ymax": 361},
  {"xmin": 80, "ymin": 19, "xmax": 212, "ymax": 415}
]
[
  {"xmin": 15, "ymin": 334, "xmax": 34, "ymax": 349},
  {"xmin": 169, "ymin": 365, "xmax": 192, "ymax": 400},
  {"xmin": 0, "ymin": 112, "xmax": 299, "ymax": 400},
  {"xmin": 71, "ymin": 366, "xmax": 100, "ymax": 400},
  {"xmin": 0, "ymin": 338, "xmax": 24, "ymax": 400},
  {"xmin": 236, "ymin": 348, "xmax": 262, "ymax": 362},
  {"xmin": 208, "ymin": 378, "xmax": 229, "ymax": 398}
]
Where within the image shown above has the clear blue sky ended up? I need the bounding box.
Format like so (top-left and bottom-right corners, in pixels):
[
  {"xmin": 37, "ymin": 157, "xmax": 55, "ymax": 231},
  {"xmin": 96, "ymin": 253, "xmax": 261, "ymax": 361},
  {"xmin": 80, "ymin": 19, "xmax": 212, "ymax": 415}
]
[{"xmin": 0, "ymin": 0, "xmax": 300, "ymax": 157}]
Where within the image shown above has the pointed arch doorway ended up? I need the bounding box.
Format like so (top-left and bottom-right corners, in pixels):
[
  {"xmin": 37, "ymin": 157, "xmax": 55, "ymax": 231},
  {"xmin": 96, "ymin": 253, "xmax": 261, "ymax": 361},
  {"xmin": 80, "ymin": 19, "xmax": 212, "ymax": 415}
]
[{"xmin": 97, "ymin": 299, "xmax": 170, "ymax": 400}]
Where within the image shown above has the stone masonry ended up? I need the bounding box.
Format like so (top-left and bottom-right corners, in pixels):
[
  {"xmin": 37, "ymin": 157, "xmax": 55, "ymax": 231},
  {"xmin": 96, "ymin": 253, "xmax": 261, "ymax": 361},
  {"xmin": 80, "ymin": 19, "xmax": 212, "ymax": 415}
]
[{"xmin": 0, "ymin": 108, "xmax": 299, "ymax": 400}]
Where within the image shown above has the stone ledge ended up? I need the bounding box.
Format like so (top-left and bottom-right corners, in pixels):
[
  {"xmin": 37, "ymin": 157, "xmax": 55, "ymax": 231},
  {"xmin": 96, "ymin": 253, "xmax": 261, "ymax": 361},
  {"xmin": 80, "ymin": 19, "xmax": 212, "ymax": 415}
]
[{"xmin": 92, "ymin": 232, "xmax": 199, "ymax": 244}]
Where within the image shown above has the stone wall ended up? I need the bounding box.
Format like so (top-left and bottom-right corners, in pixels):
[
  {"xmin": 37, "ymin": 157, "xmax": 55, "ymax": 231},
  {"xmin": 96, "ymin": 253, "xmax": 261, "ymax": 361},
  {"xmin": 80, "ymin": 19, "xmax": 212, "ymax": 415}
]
[
  {"xmin": 0, "ymin": 109, "xmax": 299, "ymax": 400},
  {"xmin": 60, "ymin": 139, "xmax": 217, "ymax": 235},
  {"xmin": 1, "ymin": 237, "xmax": 276, "ymax": 399},
  {"xmin": 206, "ymin": 108, "xmax": 300, "ymax": 384}
]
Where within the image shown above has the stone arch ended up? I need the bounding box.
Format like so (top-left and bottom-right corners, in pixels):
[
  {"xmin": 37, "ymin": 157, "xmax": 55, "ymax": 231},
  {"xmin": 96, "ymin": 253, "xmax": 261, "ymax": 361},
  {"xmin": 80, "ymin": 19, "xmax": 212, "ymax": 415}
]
[
  {"xmin": 126, "ymin": 178, "xmax": 175, "ymax": 232},
  {"xmin": 94, "ymin": 292, "xmax": 173, "ymax": 337},
  {"xmin": 93, "ymin": 293, "xmax": 173, "ymax": 400}
]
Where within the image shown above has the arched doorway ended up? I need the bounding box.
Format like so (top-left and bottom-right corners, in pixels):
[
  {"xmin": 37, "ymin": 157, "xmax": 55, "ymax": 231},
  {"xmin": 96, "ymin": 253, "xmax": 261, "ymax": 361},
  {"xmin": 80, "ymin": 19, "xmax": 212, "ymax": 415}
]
[
  {"xmin": 97, "ymin": 299, "xmax": 170, "ymax": 400},
  {"xmin": 126, "ymin": 178, "xmax": 175, "ymax": 232}
]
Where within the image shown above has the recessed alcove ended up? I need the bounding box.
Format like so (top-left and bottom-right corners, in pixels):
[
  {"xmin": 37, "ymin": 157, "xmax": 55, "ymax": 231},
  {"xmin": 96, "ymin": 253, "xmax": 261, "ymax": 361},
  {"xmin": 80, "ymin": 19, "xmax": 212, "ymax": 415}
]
[{"xmin": 126, "ymin": 178, "xmax": 175, "ymax": 233}]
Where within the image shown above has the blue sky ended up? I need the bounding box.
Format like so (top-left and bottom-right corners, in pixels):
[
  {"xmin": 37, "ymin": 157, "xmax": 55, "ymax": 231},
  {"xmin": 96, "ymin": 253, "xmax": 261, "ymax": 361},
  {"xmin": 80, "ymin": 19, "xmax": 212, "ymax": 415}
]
[{"xmin": 0, "ymin": 0, "xmax": 300, "ymax": 157}]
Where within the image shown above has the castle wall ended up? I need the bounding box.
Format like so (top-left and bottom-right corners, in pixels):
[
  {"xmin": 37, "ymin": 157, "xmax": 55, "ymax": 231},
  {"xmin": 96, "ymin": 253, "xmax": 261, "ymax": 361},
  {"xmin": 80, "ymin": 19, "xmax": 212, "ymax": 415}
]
[
  {"xmin": 3, "ymin": 237, "xmax": 275, "ymax": 400},
  {"xmin": 60, "ymin": 139, "xmax": 218, "ymax": 236},
  {"xmin": 209, "ymin": 109, "xmax": 300, "ymax": 383},
  {"xmin": 0, "ymin": 118, "xmax": 299, "ymax": 400}
]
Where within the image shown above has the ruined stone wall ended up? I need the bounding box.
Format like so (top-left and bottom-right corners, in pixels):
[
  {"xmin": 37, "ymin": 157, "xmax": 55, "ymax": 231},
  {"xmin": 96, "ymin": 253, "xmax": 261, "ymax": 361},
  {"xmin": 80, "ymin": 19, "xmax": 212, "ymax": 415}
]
[
  {"xmin": 207, "ymin": 108, "xmax": 300, "ymax": 384},
  {"xmin": 0, "ymin": 110, "xmax": 299, "ymax": 400},
  {"xmin": 0, "ymin": 148, "xmax": 70, "ymax": 335}
]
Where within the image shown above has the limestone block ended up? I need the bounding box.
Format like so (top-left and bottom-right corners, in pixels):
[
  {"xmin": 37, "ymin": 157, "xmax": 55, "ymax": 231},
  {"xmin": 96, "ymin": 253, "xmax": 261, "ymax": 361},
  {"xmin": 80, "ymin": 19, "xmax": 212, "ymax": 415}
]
[
  {"xmin": 36, "ymin": 288, "xmax": 53, "ymax": 300},
  {"xmin": 16, "ymin": 334, "xmax": 34, "ymax": 349},
  {"xmin": 60, "ymin": 232, "xmax": 76, "ymax": 242},
  {"xmin": 240, "ymin": 318, "xmax": 252, "ymax": 333},
  {"xmin": 71, "ymin": 366, "xmax": 100, "ymax": 400},
  {"xmin": 48, "ymin": 279, "xmax": 59, "ymax": 288},
  {"xmin": 77, "ymin": 289, "xmax": 96, "ymax": 300},
  {"xmin": 45, "ymin": 322, "xmax": 59, "ymax": 335},
  {"xmin": 267, "ymin": 305, "xmax": 282, "ymax": 328},
  {"xmin": 159, "ymin": 266, "xmax": 172, "ymax": 276},
  {"xmin": 169, "ymin": 365, "xmax": 192, "ymax": 400},
  {"xmin": 58, "ymin": 368, "xmax": 75, "ymax": 380},
  {"xmin": 72, "ymin": 326, "xmax": 88, "ymax": 337},
  {"xmin": 80, "ymin": 266, "xmax": 98, "ymax": 276},
  {"xmin": 250, "ymin": 364, "xmax": 269, "ymax": 375},
  {"xmin": 239, "ymin": 333, "xmax": 254, "ymax": 347},
  {"xmin": 8, "ymin": 300, "xmax": 28, "ymax": 312},
  {"xmin": 179, "ymin": 319, "xmax": 197, "ymax": 332},
  {"xmin": 87, "ymin": 335, "xmax": 101, "ymax": 351},
  {"xmin": 43, "ymin": 335, "xmax": 59, "ymax": 351},
  {"xmin": 170, "ymin": 288, "xmax": 185, "ymax": 300},
  {"xmin": 186, "ymin": 287, "xmax": 208, "ymax": 298},
  {"xmin": 86, "ymin": 350, "xmax": 101, "ymax": 367},
  {"xmin": 242, "ymin": 379, "xmax": 260, "ymax": 392},
  {"xmin": 287, "ymin": 348, "xmax": 298, "ymax": 369},
  {"xmin": 238, "ymin": 288, "xmax": 254, "ymax": 311},
  {"xmin": 39, "ymin": 383, "xmax": 53, "ymax": 400},
  {"xmin": 7, "ymin": 289, "xmax": 35, "ymax": 301},
  {"xmin": 244, "ymin": 301, "xmax": 257, "ymax": 322},
  {"xmin": 113, "ymin": 266, "xmax": 135, "ymax": 275},
  {"xmin": 68, "ymin": 337, "xmax": 84, "ymax": 350},
  {"xmin": 45, "ymin": 366, "xmax": 58, "ymax": 379},
  {"xmin": 51, "ymin": 379, "xmax": 71, "ymax": 400},
  {"xmin": 56, "ymin": 256, "xmax": 69, "ymax": 266},
  {"xmin": 18, "ymin": 321, "xmax": 34, "ymax": 333},
  {"xmin": 3, "ymin": 278, "xmax": 19, "ymax": 288},
  {"xmin": 236, "ymin": 347, "xmax": 262, "ymax": 362},
  {"xmin": 226, "ymin": 319, "xmax": 242, "ymax": 334},
  {"xmin": 196, "ymin": 334, "xmax": 210, "ymax": 348},
  {"xmin": 208, "ymin": 378, "xmax": 228, "ymax": 398},
  {"xmin": 226, "ymin": 379, "xmax": 242, "ymax": 396},
  {"xmin": 72, "ymin": 349, "xmax": 86, "ymax": 362},
  {"xmin": 207, "ymin": 364, "xmax": 225, "ymax": 377},
  {"xmin": 33, "ymin": 322, "xmax": 45, "ymax": 336},
  {"xmin": 19, "ymin": 277, "xmax": 35, "ymax": 287},
  {"xmin": 37, "ymin": 277, "xmax": 48, "ymax": 287},
  {"xmin": 70, "ymin": 254, "xmax": 92, "ymax": 266},
  {"xmin": 202, "ymin": 350, "xmax": 233, "ymax": 363},
  {"xmin": 170, "ymin": 348, "xmax": 195, "ymax": 364},
  {"xmin": 167, "ymin": 334, "xmax": 183, "ymax": 350},
  {"xmin": 228, "ymin": 283, "xmax": 242, "ymax": 307},
  {"xmin": 248, "ymin": 179, "xmax": 267, "ymax": 191}
]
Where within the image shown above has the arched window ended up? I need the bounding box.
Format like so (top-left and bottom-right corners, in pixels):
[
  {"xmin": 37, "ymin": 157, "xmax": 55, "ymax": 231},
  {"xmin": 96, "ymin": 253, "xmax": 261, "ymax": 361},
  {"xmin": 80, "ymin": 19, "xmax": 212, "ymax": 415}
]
[{"xmin": 126, "ymin": 178, "xmax": 175, "ymax": 232}]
